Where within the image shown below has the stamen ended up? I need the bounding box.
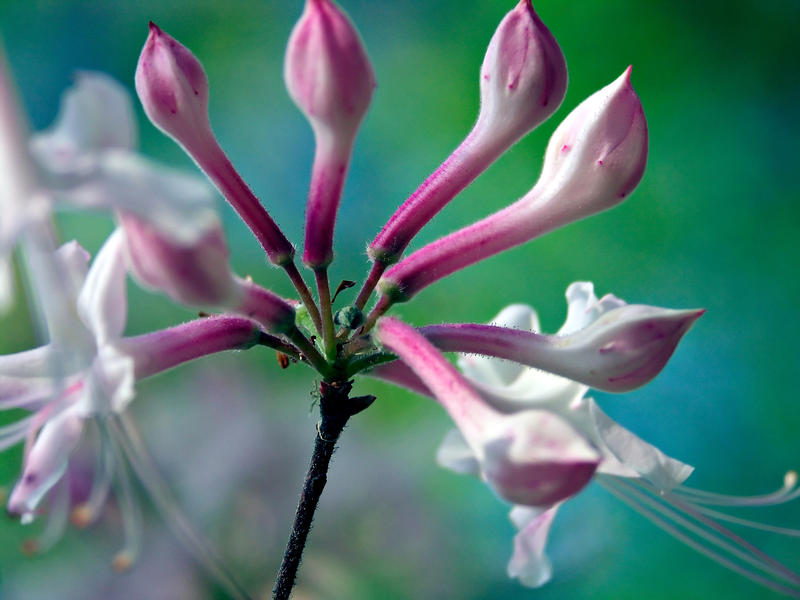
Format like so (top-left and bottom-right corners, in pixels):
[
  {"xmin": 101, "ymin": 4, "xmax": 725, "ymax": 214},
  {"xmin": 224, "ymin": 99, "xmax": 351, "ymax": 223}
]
[
  {"xmin": 109, "ymin": 414, "xmax": 251, "ymax": 600},
  {"xmin": 0, "ymin": 415, "xmax": 36, "ymax": 452},
  {"xmin": 676, "ymin": 471, "xmax": 800, "ymax": 507},
  {"xmin": 27, "ymin": 476, "xmax": 70, "ymax": 553},
  {"xmin": 105, "ymin": 424, "xmax": 142, "ymax": 571},
  {"xmin": 71, "ymin": 427, "xmax": 115, "ymax": 528},
  {"xmin": 598, "ymin": 475, "xmax": 800, "ymax": 597},
  {"xmin": 692, "ymin": 506, "xmax": 800, "ymax": 538}
]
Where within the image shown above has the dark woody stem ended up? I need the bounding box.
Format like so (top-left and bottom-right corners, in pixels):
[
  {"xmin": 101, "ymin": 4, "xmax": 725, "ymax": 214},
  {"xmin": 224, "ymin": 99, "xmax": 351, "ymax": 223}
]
[{"xmin": 272, "ymin": 380, "xmax": 374, "ymax": 600}]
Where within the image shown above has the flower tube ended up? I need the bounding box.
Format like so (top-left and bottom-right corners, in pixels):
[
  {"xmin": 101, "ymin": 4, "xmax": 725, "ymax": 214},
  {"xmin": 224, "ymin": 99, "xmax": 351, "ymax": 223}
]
[
  {"xmin": 375, "ymin": 316, "xmax": 599, "ymax": 506},
  {"xmin": 379, "ymin": 68, "xmax": 647, "ymax": 303},
  {"xmin": 285, "ymin": 0, "xmax": 376, "ymax": 269},
  {"xmin": 366, "ymin": 0, "xmax": 567, "ymax": 266}
]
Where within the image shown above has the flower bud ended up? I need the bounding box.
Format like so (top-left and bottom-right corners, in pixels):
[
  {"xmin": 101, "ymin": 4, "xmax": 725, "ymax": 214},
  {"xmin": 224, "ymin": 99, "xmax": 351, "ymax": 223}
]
[
  {"xmin": 378, "ymin": 69, "xmax": 648, "ymax": 303},
  {"xmin": 119, "ymin": 212, "xmax": 237, "ymax": 308},
  {"xmin": 420, "ymin": 304, "xmax": 704, "ymax": 393},
  {"xmin": 285, "ymin": 0, "xmax": 375, "ymax": 141},
  {"xmin": 535, "ymin": 65, "xmax": 647, "ymax": 210},
  {"xmin": 477, "ymin": 0, "xmax": 567, "ymax": 143},
  {"xmin": 135, "ymin": 22, "xmax": 211, "ymax": 152},
  {"xmin": 367, "ymin": 1, "xmax": 566, "ymax": 265},
  {"xmin": 375, "ymin": 316, "xmax": 599, "ymax": 507}
]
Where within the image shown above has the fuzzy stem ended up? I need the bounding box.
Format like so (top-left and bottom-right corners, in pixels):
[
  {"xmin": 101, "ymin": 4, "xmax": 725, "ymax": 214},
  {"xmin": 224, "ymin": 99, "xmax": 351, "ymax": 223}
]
[
  {"xmin": 353, "ymin": 260, "xmax": 386, "ymax": 311},
  {"xmin": 284, "ymin": 262, "xmax": 323, "ymax": 335},
  {"xmin": 273, "ymin": 380, "xmax": 355, "ymax": 600},
  {"xmin": 314, "ymin": 268, "xmax": 337, "ymax": 361}
]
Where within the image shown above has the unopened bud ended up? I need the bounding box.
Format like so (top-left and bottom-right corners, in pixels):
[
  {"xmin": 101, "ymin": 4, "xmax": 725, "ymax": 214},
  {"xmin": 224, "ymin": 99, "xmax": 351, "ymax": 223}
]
[
  {"xmin": 119, "ymin": 212, "xmax": 237, "ymax": 308},
  {"xmin": 379, "ymin": 69, "xmax": 648, "ymax": 302},
  {"xmin": 285, "ymin": 0, "xmax": 375, "ymax": 141},
  {"xmin": 135, "ymin": 22, "xmax": 211, "ymax": 152},
  {"xmin": 367, "ymin": 1, "xmax": 566, "ymax": 264},
  {"xmin": 535, "ymin": 65, "xmax": 647, "ymax": 212},
  {"xmin": 477, "ymin": 0, "xmax": 567, "ymax": 143}
]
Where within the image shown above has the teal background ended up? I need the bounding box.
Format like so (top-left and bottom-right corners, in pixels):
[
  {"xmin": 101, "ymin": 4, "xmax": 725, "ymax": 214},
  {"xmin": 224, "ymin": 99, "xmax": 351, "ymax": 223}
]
[{"xmin": 1, "ymin": 0, "xmax": 799, "ymax": 598}]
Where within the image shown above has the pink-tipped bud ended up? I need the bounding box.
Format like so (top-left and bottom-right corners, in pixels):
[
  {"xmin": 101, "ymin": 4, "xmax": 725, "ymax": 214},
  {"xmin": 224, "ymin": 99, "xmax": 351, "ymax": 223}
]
[
  {"xmin": 367, "ymin": 2, "xmax": 565, "ymax": 265},
  {"xmin": 375, "ymin": 316, "xmax": 599, "ymax": 507},
  {"xmin": 135, "ymin": 23, "xmax": 211, "ymax": 152},
  {"xmin": 285, "ymin": 0, "xmax": 375, "ymax": 141},
  {"xmin": 477, "ymin": 0, "xmax": 567, "ymax": 143},
  {"xmin": 421, "ymin": 305, "xmax": 704, "ymax": 393},
  {"xmin": 120, "ymin": 212, "xmax": 237, "ymax": 308},
  {"xmin": 536, "ymin": 66, "xmax": 647, "ymax": 210},
  {"xmin": 286, "ymin": 0, "xmax": 375, "ymax": 269},
  {"xmin": 378, "ymin": 69, "xmax": 648, "ymax": 302}
]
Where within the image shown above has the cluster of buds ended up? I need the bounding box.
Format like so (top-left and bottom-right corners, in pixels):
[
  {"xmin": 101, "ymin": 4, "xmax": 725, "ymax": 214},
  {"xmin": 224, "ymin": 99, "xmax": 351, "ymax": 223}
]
[{"xmin": 1, "ymin": 0, "xmax": 797, "ymax": 597}]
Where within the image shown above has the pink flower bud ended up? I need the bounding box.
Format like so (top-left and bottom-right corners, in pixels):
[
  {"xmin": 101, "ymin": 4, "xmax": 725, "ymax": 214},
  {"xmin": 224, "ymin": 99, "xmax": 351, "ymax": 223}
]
[
  {"xmin": 285, "ymin": 0, "xmax": 376, "ymax": 269},
  {"xmin": 378, "ymin": 68, "xmax": 647, "ymax": 302},
  {"xmin": 135, "ymin": 23, "xmax": 211, "ymax": 152},
  {"xmin": 285, "ymin": 0, "xmax": 375, "ymax": 141},
  {"xmin": 477, "ymin": 0, "xmax": 567, "ymax": 143},
  {"xmin": 375, "ymin": 316, "xmax": 599, "ymax": 506},
  {"xmin": 536, "ymin": 65, "xmax": 647, "ymax": 207},
  {"xmin": 119, "ymin": 212, "xmax": 237, "ymax": 307},
  {"xmin": 420, "ymin": 304, "xmax": 704, "ymax": 393},
  {"xmin": 135, "ymin": 24, "xmax": 295, "ymax": 265},
  {"xmin": 367, "ymin": 1, "xmax": 566, "ymax": 264},
  {"xmin": 233, "ymin": 278, "xmax": 298, "ymax": 335}
]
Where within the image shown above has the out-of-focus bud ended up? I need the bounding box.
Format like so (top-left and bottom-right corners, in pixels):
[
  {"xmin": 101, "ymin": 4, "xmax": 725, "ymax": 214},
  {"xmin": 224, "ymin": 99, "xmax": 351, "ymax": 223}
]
[
  {"xmin": 134, "ymin": 22, "xmax": 211, "ymax": 152},
  {"xmin": 378, "ymin": 68, "xmax": 647, "ymax": 303},
  {"xmin": 233, "ymin": 277, "xmax": 297, "ymax": 335},
  {"xmin": 477, "ymin": 0, "xmax": 567, "ymax": 143},
  {"xmin": 285, "ymin": 0, "xmax": 376, "ymax": 269},
  {"xmin": 367, "ymin": 1, "xmax": 566, "ymax": 265},
  {"xmin": 119, "ymin": 212, "xmax": 237, "ymax": 308},
  {"xmin": 421, "ymin": 304, "xmax": 704, "ymax": 393},
  {"xmin": 285, "ymin": 0, "xmax": 375, "ymax": 141},
  {"xmin": 375, "ymin": 316, "xmax": 599, "ymax": 507}
]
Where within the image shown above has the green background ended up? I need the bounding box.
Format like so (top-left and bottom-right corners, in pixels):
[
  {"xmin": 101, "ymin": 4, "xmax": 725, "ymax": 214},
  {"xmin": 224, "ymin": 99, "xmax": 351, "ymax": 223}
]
[{"xmin": 1, "ymin": 0, "xmax": 799, "ymax": 598}]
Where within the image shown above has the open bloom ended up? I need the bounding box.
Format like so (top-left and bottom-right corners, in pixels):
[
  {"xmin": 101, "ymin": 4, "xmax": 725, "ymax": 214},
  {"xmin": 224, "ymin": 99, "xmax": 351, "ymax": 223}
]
[{"xmin": 373, "ymin": 283, "xmax": 800, "ymax": 593}]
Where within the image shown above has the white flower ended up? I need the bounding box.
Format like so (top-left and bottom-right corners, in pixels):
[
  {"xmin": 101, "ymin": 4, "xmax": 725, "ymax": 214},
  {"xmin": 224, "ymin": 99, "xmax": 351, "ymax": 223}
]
[{"xmin": 2, "ymin": 231, "xmax": 133, "ymax": 520}]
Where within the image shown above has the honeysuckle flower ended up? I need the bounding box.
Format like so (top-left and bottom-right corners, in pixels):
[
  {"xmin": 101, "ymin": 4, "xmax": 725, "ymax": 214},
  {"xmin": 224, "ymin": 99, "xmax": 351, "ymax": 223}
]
[
  {"xmin": 365, "ymin": 0, "xmax": 567, "ymax": 269},
  {"xmin": 0, "ymin": 230, "xmax": 269, "ymax": 568},
  {"xmin": 3, "ymin": 2, "xmax": 794, "ymax": 597},
  {"xmin": 372, "ymin": 284, "xmax": 800, "ymax": 593},
  {"xmin": 285, "ymin": 0, "xmax": 376, "ymax": 269},
  {"xmin": 377, "ymin": 68, "xmax": 647, "ymax": 305}
]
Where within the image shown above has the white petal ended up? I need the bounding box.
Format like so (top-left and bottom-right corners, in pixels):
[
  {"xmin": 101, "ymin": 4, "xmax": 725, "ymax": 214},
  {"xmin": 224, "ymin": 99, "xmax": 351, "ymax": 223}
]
[
  {"xmin": 435, "ymin": 428, "xmax": 481, "ymax": 476},
  {"xmin": 77, "ymin": 229, "xmax": 127, "ymax": 345},
  {"xmin": 86, "ymin": 345, "xmax": 135, "ymax": 414},
  {"xmin": 0, "ymin": 345, "xmax": 55, "ymax": 378},
  {"xmin": 560, "ymin": 281, "xmax": 625, "ymax": 335},
  {"xmin": 7, "ymin": 409, "xmax": 84, "ymax": 516},
  {"xmin": 507, "ymin": 504, "xmax": 559, "ymax": 587},
  {"xmin": 0, "ymin": 255, "xmax": 14, "ymax": 313},
  {"xmin": 30, "ymin": 71, "xmax": 136, "ymax": 174},
  {"xmin": 588, "ymin": 399, "xmax": 693, "ymax": 490},
  {"xmin": 458, "ymin": 303, "xmax": 540, "ymax": 386},
  {"xmin": 63, "ymin": 151, "xmax": 220, "ymax": 245},
  {"xmin": 472, "ymin": 370, "xmax": 588, "ymax": 415}
]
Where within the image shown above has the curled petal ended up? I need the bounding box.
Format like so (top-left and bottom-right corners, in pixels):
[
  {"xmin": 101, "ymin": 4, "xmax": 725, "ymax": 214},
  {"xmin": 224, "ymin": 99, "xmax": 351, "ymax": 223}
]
[
  {"xmin": 77, "ymin": 230, "xmax": 128, "ymax": 345},
  {"xmin": 507, "ymin": 504, "xmax": 559, "ymax": 588},
  {"xmin": 7, "ymin": 410, "xmax": 84, "ymax": 517}
]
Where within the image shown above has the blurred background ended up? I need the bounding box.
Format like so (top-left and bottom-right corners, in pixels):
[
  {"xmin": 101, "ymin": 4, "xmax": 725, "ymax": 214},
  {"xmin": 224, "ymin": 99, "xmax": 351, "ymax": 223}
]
[{"xmin": 1, "ymin": 0, "xmax": 799, "ymax": 598}]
